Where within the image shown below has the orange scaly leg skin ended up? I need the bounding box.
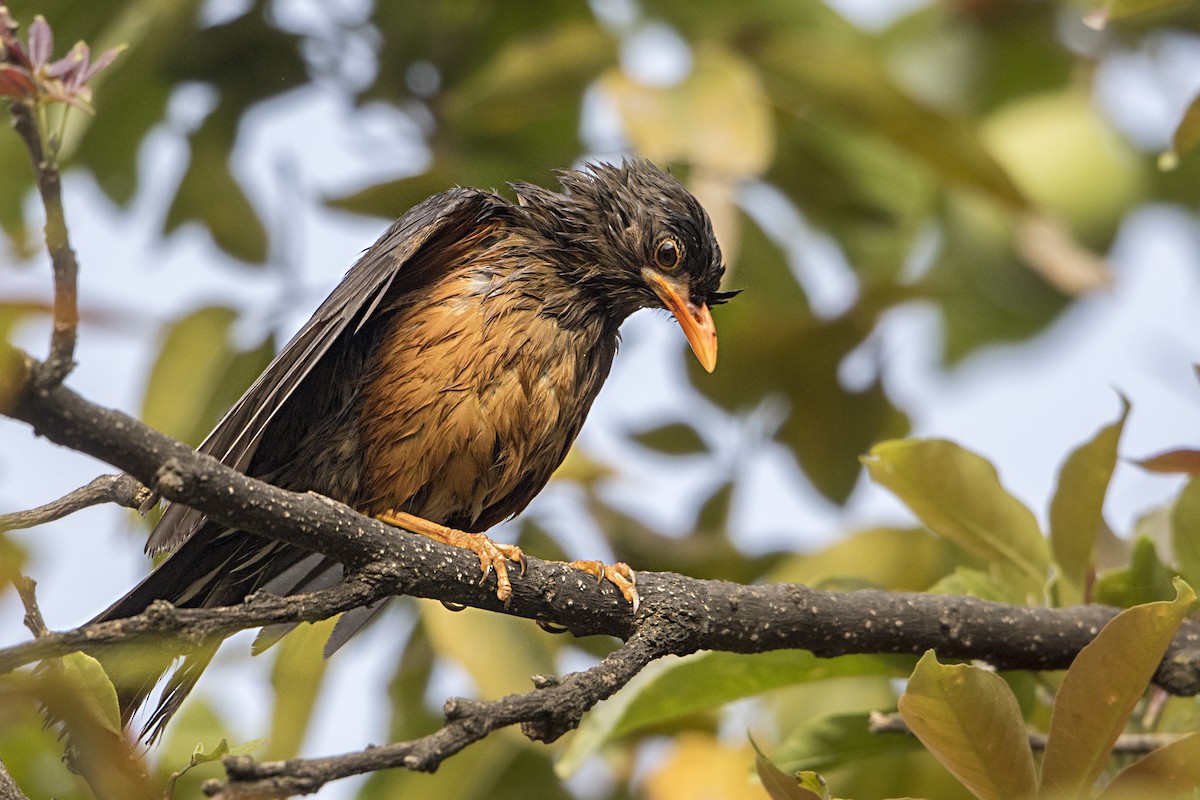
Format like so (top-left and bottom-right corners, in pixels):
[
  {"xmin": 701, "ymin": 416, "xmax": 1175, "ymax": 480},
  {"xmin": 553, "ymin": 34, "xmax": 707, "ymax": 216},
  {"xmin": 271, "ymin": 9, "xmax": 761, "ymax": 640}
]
[
  {"xmin": 378, "ymin": 509, "xmax": 525, "ymax": 601},
  {"xmin": 567, "ymin": 560, "xmax": 639, "ymax": 611}
]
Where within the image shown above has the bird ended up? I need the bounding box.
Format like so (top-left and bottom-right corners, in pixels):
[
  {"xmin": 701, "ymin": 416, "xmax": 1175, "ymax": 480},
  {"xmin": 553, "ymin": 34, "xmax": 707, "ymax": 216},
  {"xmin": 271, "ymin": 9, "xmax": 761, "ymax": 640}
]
[{"xmin": 93, "ymin": 158, "xmax": 733, "ymax": 743}]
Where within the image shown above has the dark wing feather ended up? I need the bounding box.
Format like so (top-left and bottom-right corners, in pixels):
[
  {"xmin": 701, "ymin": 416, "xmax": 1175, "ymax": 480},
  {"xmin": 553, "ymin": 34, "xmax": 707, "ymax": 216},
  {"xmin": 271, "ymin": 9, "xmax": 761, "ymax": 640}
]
[{"xmin": 144, "ymin": 187, "xmax": 493, "ymax": 552}]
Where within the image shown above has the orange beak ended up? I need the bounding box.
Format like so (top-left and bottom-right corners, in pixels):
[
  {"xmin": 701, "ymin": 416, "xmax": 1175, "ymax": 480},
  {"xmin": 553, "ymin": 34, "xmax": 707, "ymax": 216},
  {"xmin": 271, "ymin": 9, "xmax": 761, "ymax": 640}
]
[{"xmin": 645, "ymin": 270, "xmax": 718, "ymax": 373}]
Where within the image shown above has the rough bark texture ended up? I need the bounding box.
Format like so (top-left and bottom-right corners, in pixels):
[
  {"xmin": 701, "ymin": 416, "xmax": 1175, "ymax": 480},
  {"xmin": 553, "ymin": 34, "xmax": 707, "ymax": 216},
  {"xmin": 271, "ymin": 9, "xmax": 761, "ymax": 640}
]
[{"xmin": 7, "ymin": 347, "xmax": 1200, "ymax": 796}]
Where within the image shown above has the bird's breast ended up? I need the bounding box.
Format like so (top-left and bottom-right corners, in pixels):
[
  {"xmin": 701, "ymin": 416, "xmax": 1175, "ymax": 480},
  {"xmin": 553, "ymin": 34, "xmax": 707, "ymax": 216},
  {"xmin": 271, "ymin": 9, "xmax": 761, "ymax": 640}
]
[{"xmin": 355, "ymin": 269, "xmax": 614, "ymax": 531}]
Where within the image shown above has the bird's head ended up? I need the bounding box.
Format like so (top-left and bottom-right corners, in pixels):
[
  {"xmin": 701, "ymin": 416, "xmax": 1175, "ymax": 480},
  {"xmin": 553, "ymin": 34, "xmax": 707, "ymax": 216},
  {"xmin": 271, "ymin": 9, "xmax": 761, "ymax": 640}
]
[{"xmin": 513, "ymin": 159, "xmax": 735, "ymax": 372}]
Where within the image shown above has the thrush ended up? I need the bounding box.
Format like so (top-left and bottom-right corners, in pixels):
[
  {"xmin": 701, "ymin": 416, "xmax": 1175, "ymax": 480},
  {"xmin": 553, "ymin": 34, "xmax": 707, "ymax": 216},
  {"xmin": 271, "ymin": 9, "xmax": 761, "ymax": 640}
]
[{"xmin": 95, "ymin": 159, "xmax": 732, "ymax": 741}]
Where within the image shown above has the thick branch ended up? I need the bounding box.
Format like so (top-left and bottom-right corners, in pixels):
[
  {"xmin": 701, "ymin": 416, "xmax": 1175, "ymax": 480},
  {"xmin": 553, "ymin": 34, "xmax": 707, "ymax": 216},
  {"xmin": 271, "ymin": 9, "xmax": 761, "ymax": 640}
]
[
  {"xmin": 6, "ymin": 348, "xmax": 1200, "ymax": 684},
  {"xmin": 9, "ymin": 103, "xmax": 79, "ymax": 387},
  {"xmin": 8, "ymin": 347, "xmax": 1200, "ymax": 795}
]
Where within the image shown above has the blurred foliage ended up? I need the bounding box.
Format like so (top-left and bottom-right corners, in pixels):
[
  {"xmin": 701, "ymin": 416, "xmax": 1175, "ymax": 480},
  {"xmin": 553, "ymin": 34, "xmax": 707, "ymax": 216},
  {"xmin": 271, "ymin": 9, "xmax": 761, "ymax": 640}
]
[{"xmin": 6, "ymin": 0, "xmax": 1200, "ymax": 798}]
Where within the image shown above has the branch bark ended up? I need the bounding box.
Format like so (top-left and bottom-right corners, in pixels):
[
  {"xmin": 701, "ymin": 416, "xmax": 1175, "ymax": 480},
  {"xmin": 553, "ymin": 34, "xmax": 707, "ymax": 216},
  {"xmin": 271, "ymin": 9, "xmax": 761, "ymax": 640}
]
[
  {"xmin": 0, "ymin": 761, "xmax": 30, "ymax": 800},
  {"xmin": 6, "ymin": 346, "xmax": 1200, "ymax": 794},
  {"xmin": 205, "ymin": 631, "xmax": 667, "ymax": 798},
  {"xmin": 9, "ymin": 102, "xmax": 79, "ymax": 388},
  {"xmin": 0, "ymin": 473, "xmax": 147, "ymax": 533}
]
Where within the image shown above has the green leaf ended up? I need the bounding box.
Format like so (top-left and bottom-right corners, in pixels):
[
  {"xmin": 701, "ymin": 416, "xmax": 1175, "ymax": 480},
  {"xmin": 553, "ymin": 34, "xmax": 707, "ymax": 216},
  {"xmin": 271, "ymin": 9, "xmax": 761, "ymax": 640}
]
[
  {"xmin": 420, "ymin": 602, "xmax": 557, "ymax": 700},
  {"xmin": 773, "ymin": 712, "xmax": 922, "ymax": 775},
  {"xmin": 141, "ymin": 305, "xmax": 238, "ymax": 442},
  {"xmin": 52, "ymin": 0, "xmax": 195, "ymax": 208},
  {"xmin": 264, "ymin": 618, "xmax": 336, "ymax": 760},
  {"xmin": 768, "ymin": 112, "xmax": 936, "ymax": 282},
  {"xmin": 1040, "ymin": 579, "xmax": 1196, "ymax": 798},
  {"xmin": 164, "ymin": 736, "xmax": 263, "ymax": 797},
  {"xmin": 695, "ymin": 480, "xmax": 735, "ymax": 534},
  {"xmin": 165, "ymin": 113, "xmax": 266, "ymax": 263},
  {"xmin": 0, "ymin": 535, "xmax": 28, "ymax": 581},
  {"xmin": 980, "ymin": 89, "xmax": 1142, "ymax": 237},
  {"xmin": 1170, "ymin": 478, "xmax": 1200, "ymax": 589},
  {"xmin": 898, "ymin": 651, "xmax": 1038, "ymax": 800},
  {"xmin": 632, "ymin": 421, "xmax": 709, "ymax": 457},
  {"xmin": 862, "ymin": 439, "xmax": 1049, "ymax": 598},
  {"xmin": 1165, "ymin": 90, "xmax": 1200, "ymax": 167},
  {"xmin": 927, "ymin": 568, "xmax": 1018, "ymax": 604},
  {"xmin": 141, "ymin": 306, "xmax": 272, "ymax": 447},
  {"xmin": 751, "ymin": 735, "xmax": 826, "ymax": 800},
  {"xmin": 0, "ymin": 129, "xmax": 35, "ymax": 257},
  {"xmin": 1096, "ymin": 731, "xmax": 1200, "ymax": 800},
  {"xmin": 1092, "ymin": 535, "xmax": 1177, "ymax": 608},
  {"xmin": 610, "ymin": 652, "xmax": 899, "ymax": 740},
  {"xmin": 689, "ymin": 212, "xmax": 910, "ymax": 505},
  {"xmin": 558, "ymin": 651, "xmax": 902, "ymax": 776},
  {"xmin": 922, "ymin": 192, "xmax": 1070, "ymax": 365},
  {"xmin": 60, "ymin": 652, "xmax": 122, "ymax": 736},
  {"xmin": 769, "ymin": 527, "xmax": 966, "ymax": 593},
  {"xmin": 755, "ymin": 30, "xmax": 1026, "ymax": 209},
  {"xmin": 1049, "ymin": 399, "xmax": 1129, "ymax": 605}
]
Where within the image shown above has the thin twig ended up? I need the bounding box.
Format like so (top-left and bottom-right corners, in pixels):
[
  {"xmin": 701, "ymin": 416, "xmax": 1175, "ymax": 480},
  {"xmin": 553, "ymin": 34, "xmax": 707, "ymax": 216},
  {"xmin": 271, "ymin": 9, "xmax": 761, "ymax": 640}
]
[
  {"xmin": 9, "ymin": 101, "xmax": 79, "ymax": 388},
  {"xmin": 13, "ymin": 576, "xmax": 47, "ymax": 638},
  {"xmin": 0, "ymin": 474, "xmax": 148, "ymax": 533},
  {"xmin": 0, "ymin": 565, "xmax": 400, "ymax": 675},
  {"xmin": 867, "ymin": 711, "xmax": 1187, "ymax": 755},
  {"xmin": 204, "ymin": 633, "xmax": 666, "ymax": 798}
]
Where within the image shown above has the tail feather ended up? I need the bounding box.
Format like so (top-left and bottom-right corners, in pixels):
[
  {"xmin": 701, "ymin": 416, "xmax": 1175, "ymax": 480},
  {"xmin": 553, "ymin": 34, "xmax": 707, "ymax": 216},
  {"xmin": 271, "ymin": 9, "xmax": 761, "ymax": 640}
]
[
  {"xmin": 251, "ymin": 553, "xmax": 342, "ymax": 655},
  {"xmin": 138, "ymin": 644, "xmax": 219, "ymax": 745},
  {"xmin": 90, "ymin": 524, "xmax": 314, "ymax": 738},
  {"xmin": 250, "ymin": 555, "xmax": 392, "ymax": 657}
]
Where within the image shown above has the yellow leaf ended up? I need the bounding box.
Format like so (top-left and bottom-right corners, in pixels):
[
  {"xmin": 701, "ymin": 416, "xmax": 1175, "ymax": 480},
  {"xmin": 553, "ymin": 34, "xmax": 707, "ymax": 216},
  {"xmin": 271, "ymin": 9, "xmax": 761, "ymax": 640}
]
[
  {"xmin": 643, "ymin": 733, "xmax": 763, "ymax": 800},
  {"xmin": 602, "ymin": 44, "xmax": 774, "ymax": 178},
  {"xmin": 898, "ymin": 652, "xmax": 1038, "ymax": 800},
  {"xmin": 1041, "ymin": 579, "xmax": 1196, "ymax": 797}
]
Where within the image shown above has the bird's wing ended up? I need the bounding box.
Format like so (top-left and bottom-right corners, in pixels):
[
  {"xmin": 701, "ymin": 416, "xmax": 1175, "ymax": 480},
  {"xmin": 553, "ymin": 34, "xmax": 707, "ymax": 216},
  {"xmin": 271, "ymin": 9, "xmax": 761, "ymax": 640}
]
[{"xmin": 145, "ymin": 188, "xmax": 495, "ymax": 552}]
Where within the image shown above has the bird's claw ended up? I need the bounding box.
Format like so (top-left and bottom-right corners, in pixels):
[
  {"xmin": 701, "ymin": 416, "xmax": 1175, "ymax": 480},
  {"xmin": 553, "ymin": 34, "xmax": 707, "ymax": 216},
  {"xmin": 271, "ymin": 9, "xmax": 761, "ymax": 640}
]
[
  {"xmin": 467, "ymin": 536, "xmax": 524, "ymax": 601},
  {"xmin": 567, "ymin": 560, "xmax": 639, "ymax": 612},
  {"xmin": 378, "ymin": 509, "xmax": 524, "ymax": 601}
]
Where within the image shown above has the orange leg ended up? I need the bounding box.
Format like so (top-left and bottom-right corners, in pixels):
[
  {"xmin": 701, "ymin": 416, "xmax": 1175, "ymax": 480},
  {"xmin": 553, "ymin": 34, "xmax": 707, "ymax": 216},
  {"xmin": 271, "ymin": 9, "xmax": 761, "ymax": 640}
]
[
  {"xmin": 378, "ymin": 510, "xmax": 525, "ymax": 601},
  {"xmin": 567, "ymin": 560, "xmax": 639, "ymax": 612}
]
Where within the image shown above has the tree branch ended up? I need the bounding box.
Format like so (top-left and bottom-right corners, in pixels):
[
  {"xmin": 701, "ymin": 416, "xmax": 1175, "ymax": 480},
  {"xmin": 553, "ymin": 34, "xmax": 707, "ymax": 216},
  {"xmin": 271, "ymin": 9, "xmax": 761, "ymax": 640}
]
[
  {"xmin": 0, "ymin": 473, "xmax": 147, "ymax": 533},
  {"xmin": 8, "ymin": 102, "xmax": 79, "ymax": 388},
  {"xmin": 7, "ymin": 346, "xmax": 1200, "ymax": 795},
  {"xmin": 0, "ymin": 565, "xmax": 400, "ymax": 675},
  {"xmin": 867, "ymin": 711, "xmax": 1187, "ymax": 755},
  {"xmin": 13, "ymin": 576, "xmax": 47, "ymax": 638},
  {"xmin": 204, "ymin": 632, "xmax": 666, "ymax": 798}
]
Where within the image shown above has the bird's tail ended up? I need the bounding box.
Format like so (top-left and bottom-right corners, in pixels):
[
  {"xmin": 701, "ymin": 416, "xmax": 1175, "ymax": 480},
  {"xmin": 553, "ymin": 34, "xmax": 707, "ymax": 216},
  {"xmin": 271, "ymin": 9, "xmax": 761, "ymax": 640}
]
[{"xmin": 90, "ymin": 524, "xmax": 315, "ymax": 743}]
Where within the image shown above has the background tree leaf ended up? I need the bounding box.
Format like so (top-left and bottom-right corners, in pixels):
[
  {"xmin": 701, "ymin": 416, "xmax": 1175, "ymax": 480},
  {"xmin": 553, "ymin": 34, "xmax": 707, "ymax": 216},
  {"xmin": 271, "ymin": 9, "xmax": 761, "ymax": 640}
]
[{"xmin": 863, "ymin": 439, "xmax": 1049, "ymax": 599}]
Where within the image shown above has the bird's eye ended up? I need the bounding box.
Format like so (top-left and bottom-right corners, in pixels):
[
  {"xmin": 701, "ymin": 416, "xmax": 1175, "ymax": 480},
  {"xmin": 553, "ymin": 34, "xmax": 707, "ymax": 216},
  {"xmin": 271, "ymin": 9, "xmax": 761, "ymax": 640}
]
[{"xmin": 654, "ymin": 238, "xmax": 681, "ymax": 271}]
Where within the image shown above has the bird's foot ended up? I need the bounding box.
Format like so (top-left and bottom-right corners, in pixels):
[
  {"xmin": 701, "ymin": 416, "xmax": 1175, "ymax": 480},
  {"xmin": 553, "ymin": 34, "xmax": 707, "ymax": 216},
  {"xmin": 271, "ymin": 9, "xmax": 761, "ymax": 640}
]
[
  {"xmin": 378, "ymin": 509, "xmax": 525, "ymax": 601},
  {"xmin": 567, "ymin": 560, "xmax": 639, "ymax": 612}
]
